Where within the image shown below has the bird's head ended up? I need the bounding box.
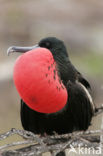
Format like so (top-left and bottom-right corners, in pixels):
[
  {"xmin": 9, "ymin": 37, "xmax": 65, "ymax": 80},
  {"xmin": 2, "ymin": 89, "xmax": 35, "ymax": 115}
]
[
  {"xmin": 39, "ymin": 37, "xmax": 68, "ymax": 58},
  {"xmin": 8, "ymin": 37, "xmax": 68, "ymax": 68},
  {"xmin": 7, "ymin": 37, "xmax": 68, "ymax": 114}
]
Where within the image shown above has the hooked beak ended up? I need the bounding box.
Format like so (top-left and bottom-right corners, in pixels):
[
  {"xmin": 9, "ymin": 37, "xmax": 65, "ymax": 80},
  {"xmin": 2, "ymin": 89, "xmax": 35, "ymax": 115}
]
[{"xmin": 7, "ymin": 44, "xmax": 39, "ymax": 56}]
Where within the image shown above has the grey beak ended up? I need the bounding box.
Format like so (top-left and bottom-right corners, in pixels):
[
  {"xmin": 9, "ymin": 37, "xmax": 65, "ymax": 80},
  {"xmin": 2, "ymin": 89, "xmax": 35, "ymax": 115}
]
[{"xmin": 7, "ymin": 44, "xmax": 39, "ymax": 56}]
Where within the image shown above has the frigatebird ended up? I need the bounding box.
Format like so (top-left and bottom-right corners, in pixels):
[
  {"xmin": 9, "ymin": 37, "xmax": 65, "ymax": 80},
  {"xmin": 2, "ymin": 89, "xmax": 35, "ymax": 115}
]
[{"xmin": 7, "ymin": 37, "xmax": 95, "ymax": 135}]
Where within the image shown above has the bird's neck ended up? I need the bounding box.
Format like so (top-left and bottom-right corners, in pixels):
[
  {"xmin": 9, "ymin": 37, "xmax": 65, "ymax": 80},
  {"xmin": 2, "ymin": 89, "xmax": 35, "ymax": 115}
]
[{"xmin": 55, "ymin": 56, "xmax": 76, "ymax": 86}]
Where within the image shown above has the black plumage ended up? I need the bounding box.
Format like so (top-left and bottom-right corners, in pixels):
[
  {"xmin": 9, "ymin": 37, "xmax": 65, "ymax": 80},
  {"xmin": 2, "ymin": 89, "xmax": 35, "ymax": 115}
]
[{"xmin": 20, "ymin": 37, "xmax": 95, "ymax": 135}]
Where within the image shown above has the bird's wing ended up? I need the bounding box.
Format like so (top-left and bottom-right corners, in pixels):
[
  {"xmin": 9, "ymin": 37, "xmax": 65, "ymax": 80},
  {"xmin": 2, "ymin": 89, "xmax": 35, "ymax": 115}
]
[
  {"xmin": 20, "ymin": 100, "xmax": 43, "ymax": 134},
  {"xmin": 76, "ymin": 71, "xmax": 91, "ymax": 90},
  {"xmin": 67, "ymin": 80, "xmax": 94, "ymax": 130},
  {"xmin": 20, "ymin": 100, "xmax": 29, "ymax": 131},
  {"xmin": 65, "ymin": 60, "xmax": 91, "ymax": 91}
]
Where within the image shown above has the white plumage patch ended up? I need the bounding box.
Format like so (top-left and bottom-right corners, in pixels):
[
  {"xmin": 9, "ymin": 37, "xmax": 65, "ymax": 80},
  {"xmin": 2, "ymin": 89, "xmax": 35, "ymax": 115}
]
[{"xmin": 78, "ymin": 82, "xmax": 95, "ymax": 112}]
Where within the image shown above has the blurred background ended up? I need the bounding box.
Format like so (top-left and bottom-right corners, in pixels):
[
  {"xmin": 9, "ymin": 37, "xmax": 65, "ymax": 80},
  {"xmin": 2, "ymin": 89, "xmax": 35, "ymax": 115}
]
[{"xmin": 0, "ymin": 0, "xmax": 103, "ymax": 134}]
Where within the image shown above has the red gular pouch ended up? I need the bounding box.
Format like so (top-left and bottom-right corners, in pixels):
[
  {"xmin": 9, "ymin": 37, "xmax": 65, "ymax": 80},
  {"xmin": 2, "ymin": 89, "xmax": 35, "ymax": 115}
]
[{"xmin": 13, "ymin": 48, "xmax": 68, "ymax": 113}]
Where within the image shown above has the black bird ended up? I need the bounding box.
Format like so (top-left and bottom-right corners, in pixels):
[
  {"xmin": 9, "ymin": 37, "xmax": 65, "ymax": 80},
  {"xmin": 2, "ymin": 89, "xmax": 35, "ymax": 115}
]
[{"xmin": 8, "ymin": 37, "xmax": 95, "ymax": 135}]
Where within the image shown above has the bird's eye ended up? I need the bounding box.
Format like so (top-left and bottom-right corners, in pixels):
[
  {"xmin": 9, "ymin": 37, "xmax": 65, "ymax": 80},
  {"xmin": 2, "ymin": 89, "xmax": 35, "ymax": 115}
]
[
  {"xmin": 45, "ymin": 42, "xmax": 51, "ymax": 48},
  {"xmin": 39, "ymin": 41, "xmax": 51, "ymax": 49}
]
